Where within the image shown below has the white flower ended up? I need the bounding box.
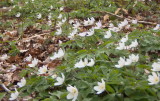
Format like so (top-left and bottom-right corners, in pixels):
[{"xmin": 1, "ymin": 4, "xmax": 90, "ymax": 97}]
[
  {"xmin": 153, "ymin": 24, "xmax": 160, "ymax": 30},
  {"xmin": 83, "ymin": 17, "xmax": 95, "ymax": 26},
  {"xmin": 50, "ymin": 5, "xmax": 53, "ymax": 9},
  {"xmin": 24, "ymin": 54, "xmax": 32, "ymax": 62},
  {"xmin": 78, "ymin": 32, "xmax": 87, "ymax": 37},
  {"xmin": 75, "ymin": 58, "xmax": 88, "ymax": 68},
  {"xmin": 67, "ymin": 85, "xmax": 78, "ymax": 101},
  {"xmin": 15, "ymin": 12, "xmax": 21, "ymax": 17},
  {"xmin": 51, "ymin": 74, "xmax": 57, "ymax": 79},
  {"xmin": 124, "ymin": 45, "xmax": 131, "ymax": 50},
  {"xmin": 58, "ymin": 14, "xmax": 63, "ymax": 19},
  {"xmin": 17, "ymin": 77, "xmax": 26, "ymax": 88},
  {"xmin": 104, "ymin": 30, "xmax": 112, "ymax": 39},
  {"xmin": 94, "ymin": 79, "xmax": 105, "ymax": 94},
  {"xmin": 48, "ymin": 20, "xmax": 52, "ymax": 26},
  {"xmin": 38, "ymin": 65, "xmax": 48, "ymax": 74},
  {"xmin": 60, "ymin": 7, "xmax": 64, "ymax": 11},
  {"xmin": 55, "ymin": 28, "xmax": 62, "ymax": 35},
  {"xmin": 132, "ymin": 19, "xmax": 138, "ymax": 24},
  {"xmin": 73, "ymin": 21, "xmax": 80, "ymax": 29},
  {"xmin": 125, "ymin": 58, "xmax": 132, "ymax": 66},
  {"xmin": 50, "ymin": 48, "xmax": 65, "ymax": 60},
  {"xmin": 69, "ymin": 19, "xmax": 74, "ymax": 24},
  {"xmin": 152, "ymin": 62, "xmax": 160, "ymax": 71},
  {"xmin": 68, "ymin": 29, "xmax": 78, "ymax": 39},
  {"xmin": 129, "ymin": 54, "xmax": 139, "ymax": 62},
  {"xmin": 37, "ymin": 13, "xmax": 42, "ymax": 19},
  {"xmin": 59, "ymin": 40, "xmax": 63, "ymax": 45},
  {"xmin": 115, "ymin": 57, "xmax": 125, "ymax": 68},
  {"xmin": 48, "ymin": 13, "xmax": 52, "ymax": 20},
  {"xmin": 109, "ymin": 27, "xmax": 120, "ymax": 32},
  {"xmin": 79, "ymin": 29, "xmax": 94, "ymax": 37},
  {"xmin": 148, "ymin": 72, "xmax": 160, "ymax": 85},
  {"xmin": 54, "ymin": 73, "xmax": 65, "ymax": 86},
  {"xmin": 86, "ymin": 58, "xmax": 95, "ymax": 67},
  {"xmin": 62, "ymin": 17, "xmax": 67, "ymax": 23},
  {"xmin": 121, "ymin": 35, "xmax": 128, "ymax": 43},
  {"xmin": 116, "ymin": 42, "xmax": 125, "ymax": 50},
  {"xmin": 118, "ymin": 19, "xmax": 128, "ymax": 29},
  {"xmin": 28, "ymin": 58, "xmax": 39, "ymax": 67},
  {"xmin": 75, "ymin": 58, "xmax": 95, "ymax": 68},
  {"xmin": 57, "ymin": 21, "xmax": 63, "ymax": 27},
  {"xmin": 8, "ymin": 65, "xmax": 17, "ymax": 72},
  {"xmin": 9, "ymin": 88, "xmax": 19, "ymax": 100},
  {"xmin": 129, "ymin": 39, "xmax": 138, "ymax": 48},
  {"xmin": 109, "ymin": 23, "xmax": 114, "ymax": 28},
  {"xmin": 72, "ymin": 28, "xmax": 78, "ymax": 35},
  {"xmin": 94, "ymin": 21, "xmax": 102, "ymax": 29},
  {"xmin": 0, "ymin": 54, "xmax": 9, "ymax": 61},
  {"xmin": 86, "ymin": 29, "xmax": 94, "ymax": 36}
]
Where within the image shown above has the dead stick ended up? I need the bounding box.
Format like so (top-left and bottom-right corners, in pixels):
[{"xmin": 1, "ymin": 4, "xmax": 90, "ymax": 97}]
[
  {"xmin": 91, "ymin": 11, "xmax": 123, "ymax": 19},
  {"xmin": 17, "ymin": 33, "xmax": 50, "ymax": 42},
  {"xmin": 91, "ymin": 11, "xmax": 157, "ymax": 25}
]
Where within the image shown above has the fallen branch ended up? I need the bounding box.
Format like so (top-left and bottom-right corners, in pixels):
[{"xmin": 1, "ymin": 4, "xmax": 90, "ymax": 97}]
[
  {"xmin": 91, "ymin": 11, "xmax": 123, "ymax": 19},
  {"xmin": 17, "ymin": 32, "xmax": 50, "ymax": 42},
  {"xmin": 136, "ymin": 20, "xmax": 157, "ymax": 25},
  {"xmin": 91, "ymin": 11, "xmax": 157, "ymax": 25},
  {"xmin": 0, "ymin": 7, "xmax": 13, "ymax": 13}
]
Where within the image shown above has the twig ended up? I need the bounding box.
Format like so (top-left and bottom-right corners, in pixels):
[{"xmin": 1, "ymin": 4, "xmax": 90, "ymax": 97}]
[
  {"xmin": 91, "ymin": 11, "xmax": 157, "ymax": 25},
  {"xmin": 136, "ymin": 20, "xmax": 157, "ymax": 25},
  {"xmin": 0, "ymin": 84, "xmax": 11, "ymax": 93},
  {"xmin": 17, "ymin": 32, "xmax": 50, "ymax": 42},
  {"xmin": 91, "ymin": 11, "xmax": 123, "ymax": 19},
  {"xmin": 0, "ymin": 7, "xmax": 13, "ymax": 12}
]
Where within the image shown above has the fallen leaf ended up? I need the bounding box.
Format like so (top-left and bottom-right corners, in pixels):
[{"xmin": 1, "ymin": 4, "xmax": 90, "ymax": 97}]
[
  {"xmin": 103, "ymin": 14, "xmax": 109, "ymax": 21},
  {"xmin": 122, "ymin": 8, "xmax": 128, "ymax": 14},
  {"xmin": 115, "ymin": 8, "xmax": 121, "ymax": 15}
]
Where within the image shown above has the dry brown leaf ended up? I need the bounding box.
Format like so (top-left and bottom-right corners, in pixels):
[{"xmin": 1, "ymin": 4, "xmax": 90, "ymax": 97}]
[
  {"xmin": 122, "ymin": 8, "xmax": 128, "ymax": 14},
  {"xmin": 47, "ymin": 45, "xmax": 55, "ymax": 53},
  {"xmin": 136, "ymin": 15, "xmax": 143, "ymax": 20},
  {"xmin": 48, "ymin": 60, "xmax": 61, "ymax": 68},
  {"xmin": 115, "ymin": 8, "xmax": 121, "ymax": 15},
  {"xmin": 103, "ymin": 14, "xmax": 109, "ymax": 21},
  {"xmin": 8, "ymin": 55, "xmax": 22, "ymax": 63},
  {"xmin": 11, "ymin": 71, "xmax": 20, "ymax": 83},
  {"xmin": 3, "ymin": 73, "xmax": 13, "ymax": 85},
  {"xmin": 29, "ymin": 49, "xmax": 41, "ymax": 56}
]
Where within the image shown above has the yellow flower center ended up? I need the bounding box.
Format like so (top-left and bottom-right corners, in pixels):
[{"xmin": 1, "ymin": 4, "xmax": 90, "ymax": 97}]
[
  {"xmin": 155, "ymin": 77, "xmax": 159, "ymax": 82},
  {"xmin": 42, "ymin": 68, "xmax": 47, "ymax": 73},
  {"xmin": 71, "ymin": 88, "xmax": 77, "ymax": 94},
  {"xmin": 99, "ymin": 84, "xmax": 105, "ymax": 90}
]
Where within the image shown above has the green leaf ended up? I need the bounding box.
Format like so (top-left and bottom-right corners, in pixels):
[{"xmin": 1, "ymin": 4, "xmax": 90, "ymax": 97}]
[
  {"xmin": 0, "ymin": 93, "xmax": 6, "ymax": 100},
  {"xmin": 19, "ymin": 69, "xmax": 28, "ymax": 77},
  {"xmin": 51, "ymin": 91, "xmax": 67, "ymax": 99},
  {"xmin": 106, "ymin": 84, "xmax": 115, "ymax": 93}
]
